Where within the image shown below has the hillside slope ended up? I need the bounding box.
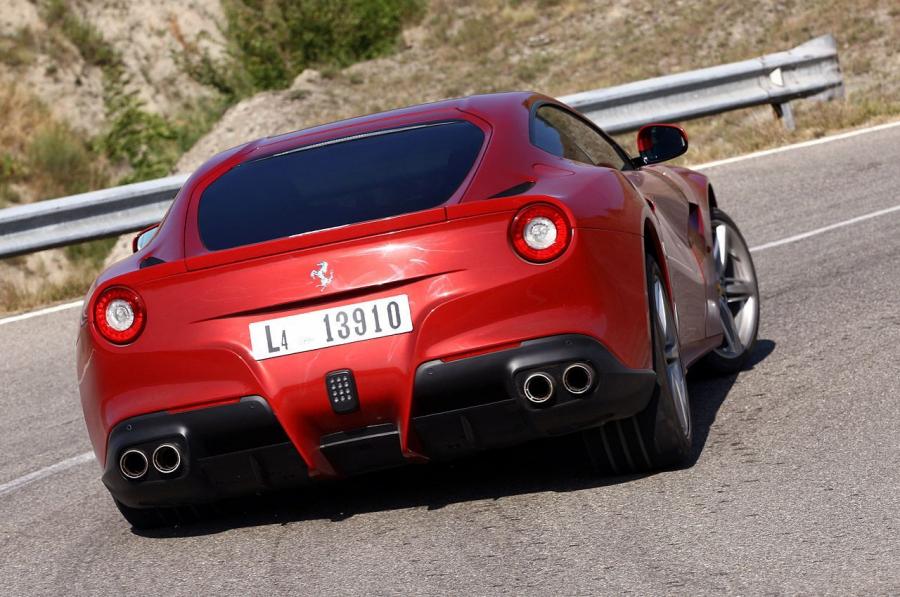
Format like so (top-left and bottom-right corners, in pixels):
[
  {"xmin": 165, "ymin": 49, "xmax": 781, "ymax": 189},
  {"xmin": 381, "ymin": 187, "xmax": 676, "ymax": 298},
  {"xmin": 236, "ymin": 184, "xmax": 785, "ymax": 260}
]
[
  {"xmin": 1, "ymin": 0, "xmax": 225, "ymax": 311},
  {"xmin": 1, "ymin": 0, "xmax": 223, "ymax": 141},
  {"xmin": 178, "ymin": 0, "xmax": 900, "ymax": 172}
]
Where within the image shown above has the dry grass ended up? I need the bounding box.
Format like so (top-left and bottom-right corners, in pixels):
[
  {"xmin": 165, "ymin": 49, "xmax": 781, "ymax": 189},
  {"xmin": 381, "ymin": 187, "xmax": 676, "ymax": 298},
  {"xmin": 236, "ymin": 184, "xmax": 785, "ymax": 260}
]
[
  {"xmin": 0, "ymin": 86, "xmax": 47, "ymax": 205},
  {"xmin": 424, "ymin": 0, "xmax": 900, "ymax": 102},
  {"xmin": 0, "ymin": 87, "xmax": 115, "ymax": 316},
  {"xmin": 0, "ymin": 236, "xmax": 121, "ymax": 316},
  {"xmin": 0, "ymin": 267, "xmax": 94, "ymax": 314},
  {"xmin": 0, "ymin": 85, "xmax": 110, "ymax": 206},
  {"xmin": 432, "ymin": 0, "xmax": 900, "ymax": 163},
  {"xmin": 0, "ymin": 244, "xmax": 105, "ymax": 315},
  {"xmin": 0, "ymin": 239, "xmax": 125, "ymax": 316},
  {"xmin": 180, "ymin": 0, "xmax": 900, "ymax": 170},
  {"xmin": 617, "ymin": 95, "xmax": 900, "ymax": 166}
]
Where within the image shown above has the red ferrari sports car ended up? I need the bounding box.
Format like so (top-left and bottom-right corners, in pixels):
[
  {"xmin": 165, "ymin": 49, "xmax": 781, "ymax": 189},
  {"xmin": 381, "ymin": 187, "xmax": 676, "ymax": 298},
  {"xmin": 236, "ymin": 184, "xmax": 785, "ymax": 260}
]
[{"xmin": 76, "ymin": 92, "xmax": 759, "ymax": 528}]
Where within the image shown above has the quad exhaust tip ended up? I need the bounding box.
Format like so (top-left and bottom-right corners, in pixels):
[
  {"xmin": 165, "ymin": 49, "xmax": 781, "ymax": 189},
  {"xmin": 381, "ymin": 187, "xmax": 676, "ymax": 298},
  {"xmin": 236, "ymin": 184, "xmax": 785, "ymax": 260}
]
[
  {"xmin": 119, "ymin": 449, "xmax": 148, "ymax": 480},
  {"xmin": 563, "ymin": 362, "xmax": 595, "ymax": 395},
  {"xmin": 152, "ymin": 443, "xmax": 182, "ymax": 475},
  {"xmin": 523, "ymin": 372, "xmax": 555, "ymax": 404}
]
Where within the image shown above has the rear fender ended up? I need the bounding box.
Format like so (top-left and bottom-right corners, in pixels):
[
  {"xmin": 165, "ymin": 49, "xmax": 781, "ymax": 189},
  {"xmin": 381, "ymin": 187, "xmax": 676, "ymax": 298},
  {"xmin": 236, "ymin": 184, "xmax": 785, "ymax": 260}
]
[{"xmin": 642, "ymin": 218, "xmax": 675, "ymax": 305}]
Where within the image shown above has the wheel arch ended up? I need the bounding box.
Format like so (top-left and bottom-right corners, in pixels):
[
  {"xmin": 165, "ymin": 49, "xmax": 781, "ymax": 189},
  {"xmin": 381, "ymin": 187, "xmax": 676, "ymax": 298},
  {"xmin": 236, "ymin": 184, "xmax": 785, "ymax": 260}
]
[
  {"xmin": 707, "ymin": 184, "xmax": 719, "ymax": 210},
  {"xmin": 642, "ymin": 219, "xmax": 675, "ymax": 302}
]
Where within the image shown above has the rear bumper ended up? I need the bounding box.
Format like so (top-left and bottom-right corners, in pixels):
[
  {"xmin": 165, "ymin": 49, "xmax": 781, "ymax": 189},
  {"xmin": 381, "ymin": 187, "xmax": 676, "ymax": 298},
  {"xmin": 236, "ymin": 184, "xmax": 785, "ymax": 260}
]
[
  {"xmin": 411, "ymin": 334, "xmax": 655, "ymax": 459},
  {"xmin": 103, "ymin": 396, "xmax": 309, "ymax": 508},
  {"xmin": 103, "ymin": 334, "xmax": 654, "ymax": 508}
]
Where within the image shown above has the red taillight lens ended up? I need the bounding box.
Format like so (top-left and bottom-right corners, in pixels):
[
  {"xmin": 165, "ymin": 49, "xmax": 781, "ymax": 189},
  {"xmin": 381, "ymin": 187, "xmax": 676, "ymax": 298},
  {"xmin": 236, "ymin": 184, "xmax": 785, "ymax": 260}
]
[
  {"xmin": 510, "ymin": 203, "xmax": 571, "ymax": 263},
  {"xmin": 93, "ymin": 286, "xmax": 146, "ymax": 344}
]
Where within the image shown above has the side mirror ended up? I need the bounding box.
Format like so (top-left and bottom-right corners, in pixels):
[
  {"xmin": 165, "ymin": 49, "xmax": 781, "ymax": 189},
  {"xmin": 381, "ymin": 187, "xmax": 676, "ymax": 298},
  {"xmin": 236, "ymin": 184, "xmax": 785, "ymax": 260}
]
[
  {"xmin": 132, "ymin": 224, "xmax": 159, "ymax": 253},
  {"xmin": 635, "ymin": 124, "xmax": 688, "ymax": 165}
]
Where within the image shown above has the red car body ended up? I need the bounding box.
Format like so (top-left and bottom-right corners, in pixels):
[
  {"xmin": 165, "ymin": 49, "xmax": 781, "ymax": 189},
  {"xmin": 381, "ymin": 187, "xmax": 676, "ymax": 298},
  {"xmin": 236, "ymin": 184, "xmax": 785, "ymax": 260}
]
[{"xmin": 76, "ymin": 92, "xmax": 728, "ymax": 514}]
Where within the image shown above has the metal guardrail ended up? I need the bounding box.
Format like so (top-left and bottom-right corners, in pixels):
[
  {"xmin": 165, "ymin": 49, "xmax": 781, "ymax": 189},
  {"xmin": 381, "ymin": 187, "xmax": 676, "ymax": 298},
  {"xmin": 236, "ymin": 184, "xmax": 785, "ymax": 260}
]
[
  {"xmin": 0, "ymin": 174, "xmax": 188, "ymax": 258},
  {"xmin": 0, "ymin": 35, "xmax": 843, "ymax": 259},
  {"xmin": 561, "ymin": 34, "xmax": 842, "ymax": 134}
]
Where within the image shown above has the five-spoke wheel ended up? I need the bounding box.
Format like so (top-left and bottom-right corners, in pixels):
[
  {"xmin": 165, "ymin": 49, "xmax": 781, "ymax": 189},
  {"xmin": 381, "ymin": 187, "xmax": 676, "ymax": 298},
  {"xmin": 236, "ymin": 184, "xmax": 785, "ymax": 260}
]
[{"xmin": 704, "ymin": 207, "xmax": 760, "ymax": 373}]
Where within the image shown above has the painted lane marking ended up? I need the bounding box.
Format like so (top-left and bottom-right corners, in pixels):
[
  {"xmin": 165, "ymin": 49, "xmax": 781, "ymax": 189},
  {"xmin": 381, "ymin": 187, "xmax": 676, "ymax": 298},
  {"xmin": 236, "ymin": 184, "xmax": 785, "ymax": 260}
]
[
  {"xmin": 749, "ymin": 204, "xmax": 900, "ymax": 253},
  {"xmin": 693, "ymin": 120, "xmax": 900, "ymax": 170},
  {"xmin": 0, "ymin": 451, "xmax": 94, "ymax": 498},
  {"xmin": 0, "ymin": 300, "xmax": 83, "ymax": 326},
  {"xmin": 1, "ymin": 204, "xmax": 899, "ymax": 497}
]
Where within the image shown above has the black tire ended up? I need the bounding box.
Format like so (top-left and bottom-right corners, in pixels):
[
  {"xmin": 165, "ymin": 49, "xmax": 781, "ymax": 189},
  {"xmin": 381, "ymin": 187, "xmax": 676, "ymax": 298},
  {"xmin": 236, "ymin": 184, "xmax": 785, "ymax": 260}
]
[
  {"xmin": 700, "ymin": 207, "xmax": 760, "ymax": 375},
  {"xmin": 583, "ymin": 254, "xmax": 692, "ymax": 474}
]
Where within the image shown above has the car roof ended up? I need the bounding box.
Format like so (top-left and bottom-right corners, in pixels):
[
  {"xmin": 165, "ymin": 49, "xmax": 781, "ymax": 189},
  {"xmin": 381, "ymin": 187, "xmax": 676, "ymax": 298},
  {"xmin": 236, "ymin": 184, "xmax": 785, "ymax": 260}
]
[
  {"xmin": 263, "ymin": 91, "xmax": 538, "ymax": 143},
  {"xmin": 240, "ymin": 91, "xmax": 549, "ymax": 160},
  {"xmin": 183, "ymin": 91, "xmax": 558, "ymax": 191}
]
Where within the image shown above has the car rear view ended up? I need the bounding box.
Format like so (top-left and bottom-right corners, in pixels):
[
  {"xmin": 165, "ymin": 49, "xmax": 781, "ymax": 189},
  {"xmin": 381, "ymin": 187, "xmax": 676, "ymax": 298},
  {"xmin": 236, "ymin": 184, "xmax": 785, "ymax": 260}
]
[{"xmin": 77, "ymin": 94, "xmax": 660, "ymax": 528}]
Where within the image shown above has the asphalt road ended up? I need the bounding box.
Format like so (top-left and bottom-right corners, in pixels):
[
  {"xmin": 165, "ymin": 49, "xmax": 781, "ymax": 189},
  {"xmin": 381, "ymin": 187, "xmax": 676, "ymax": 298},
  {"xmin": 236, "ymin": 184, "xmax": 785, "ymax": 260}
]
[{"xmin": 2, "ymin": 123, "xmax": 899, "ymax": 595}]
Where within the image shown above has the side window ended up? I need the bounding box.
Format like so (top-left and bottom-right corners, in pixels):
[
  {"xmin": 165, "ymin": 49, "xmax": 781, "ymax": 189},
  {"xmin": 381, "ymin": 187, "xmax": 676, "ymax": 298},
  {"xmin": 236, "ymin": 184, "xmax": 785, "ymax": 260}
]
[{"xmin": 532, "ymin": 105, "xmax": 627, "ymax": 170}]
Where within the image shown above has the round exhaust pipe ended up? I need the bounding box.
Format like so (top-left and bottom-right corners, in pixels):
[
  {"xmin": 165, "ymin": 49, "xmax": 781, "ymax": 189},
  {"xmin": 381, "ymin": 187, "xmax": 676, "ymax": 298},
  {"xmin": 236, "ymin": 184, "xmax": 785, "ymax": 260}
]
[
  {"xmin": 119, "ymin": 449, "xmax": 148, "ymax": 480},
  {"xmin": 523, "ymin": 372, "xmax": 555, "ymax": 404},
  {"xmin": 152, "ymin": 443, "xmax": 182, "ymax": 475},
  {"xmin": 563, "ymin": 363, "xmax": 595, "ymax": 395}
]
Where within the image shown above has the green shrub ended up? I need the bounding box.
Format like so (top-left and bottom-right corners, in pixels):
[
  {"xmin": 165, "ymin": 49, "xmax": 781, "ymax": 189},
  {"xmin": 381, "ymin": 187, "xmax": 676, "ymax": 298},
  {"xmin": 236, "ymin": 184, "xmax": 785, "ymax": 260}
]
[
  {"xmin": 39, "ymin": 0, "xmax": 187, "ymax": 185},
  {"xmin": 100, "ymin": 65, "xmax": 179, "ymax": 183},
  {"xmin": 182, "ymin": 0, "xmax": 424, "ymax": 97},
  {"xmin": 101, "ymin": 65, "xmax": 230, "ymax": 183},
  {"xmin": 0, "ymin": 152, "xmax": 22, "ymax": 205},
  {"xmin": 27, "ymin": 124, "xmax": 103, "ymax": 198}
]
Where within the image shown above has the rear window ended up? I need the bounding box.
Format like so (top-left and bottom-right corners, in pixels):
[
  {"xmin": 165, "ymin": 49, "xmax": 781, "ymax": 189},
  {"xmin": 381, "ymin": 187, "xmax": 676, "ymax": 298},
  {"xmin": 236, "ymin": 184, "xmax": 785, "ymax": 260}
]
[{"xmin": 198, "ymin": 120, "xmax": 485, "ymax": 251}]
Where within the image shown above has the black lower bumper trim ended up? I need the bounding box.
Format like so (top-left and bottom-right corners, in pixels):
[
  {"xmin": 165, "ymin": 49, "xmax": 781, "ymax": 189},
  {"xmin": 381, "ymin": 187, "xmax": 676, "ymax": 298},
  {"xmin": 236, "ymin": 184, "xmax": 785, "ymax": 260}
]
[
  {"xmin": 103, "ymin": 396, "xmax": 308, "ymax": 508},
  {"xmin": 320, "ymin": 423, "xmax": 407, "ymax": 476},
  {"xmin": 411, "ymin": 334, "xmax": 656, "ymax": 460}
]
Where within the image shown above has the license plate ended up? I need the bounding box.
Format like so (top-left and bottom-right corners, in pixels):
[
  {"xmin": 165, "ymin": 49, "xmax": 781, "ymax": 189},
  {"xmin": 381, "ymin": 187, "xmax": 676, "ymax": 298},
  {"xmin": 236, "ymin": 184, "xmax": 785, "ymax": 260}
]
[{"xmin": 249, "ymin": 294, "xmax": 413, "ymax": 360}]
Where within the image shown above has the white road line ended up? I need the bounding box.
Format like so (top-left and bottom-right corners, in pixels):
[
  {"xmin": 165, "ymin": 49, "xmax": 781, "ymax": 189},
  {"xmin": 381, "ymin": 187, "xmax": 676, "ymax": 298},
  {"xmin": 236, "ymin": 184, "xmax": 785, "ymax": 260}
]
[
  {"xmin": 693, "ymin": 120, "xmax": 900, "ymax": 170},
  {"xmin": 1, "ymin": 203, "xmax": 898, "ymax": 498},
  {"xmin": 0, "ymin": 300, "xmax": 83, "ymax": 326},
  {"xmin": 0, "ymin": 451, "xmax": 94, "ymax": 498},
  {"xmin": 749, "ymin": 204, "xmax": 900, "ymax": 253}
]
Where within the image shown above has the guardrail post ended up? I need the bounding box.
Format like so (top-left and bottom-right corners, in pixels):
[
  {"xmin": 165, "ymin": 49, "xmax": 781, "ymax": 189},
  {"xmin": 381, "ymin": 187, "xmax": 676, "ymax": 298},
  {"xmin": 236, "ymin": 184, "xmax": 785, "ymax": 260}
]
[{"xmin": 772, "ymin": 102, "xmax": 796, "ymax": 131}]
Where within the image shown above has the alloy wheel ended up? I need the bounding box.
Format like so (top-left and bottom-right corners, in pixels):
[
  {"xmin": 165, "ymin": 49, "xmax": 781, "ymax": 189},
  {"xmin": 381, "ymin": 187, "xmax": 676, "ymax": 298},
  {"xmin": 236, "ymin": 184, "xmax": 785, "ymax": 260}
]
[
  {"xmin": 712, "ymin": 219, "xmax": 760, "ymax": 359},
  {"xmin": 653, "ymin": 278, "xmax": 690, "ymax": 437}
]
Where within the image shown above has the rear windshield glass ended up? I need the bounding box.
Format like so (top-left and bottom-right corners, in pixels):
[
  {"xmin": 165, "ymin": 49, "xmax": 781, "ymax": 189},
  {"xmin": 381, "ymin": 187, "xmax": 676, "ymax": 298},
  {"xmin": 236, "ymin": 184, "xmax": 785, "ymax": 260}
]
[{"xmin": 198, "ymin": 120, "xmax": 485, "ymax": 251}]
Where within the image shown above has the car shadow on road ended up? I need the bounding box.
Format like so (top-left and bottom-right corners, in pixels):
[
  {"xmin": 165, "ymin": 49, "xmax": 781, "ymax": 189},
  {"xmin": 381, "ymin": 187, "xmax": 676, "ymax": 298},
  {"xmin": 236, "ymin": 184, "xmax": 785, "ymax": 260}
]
[
  {"xmin": 136, "ymin": 339, "xmax": 776, "ymax": 539},
  {"xmin": 685, "ymin": 338, "xmax": 775, "ymax": 466}
]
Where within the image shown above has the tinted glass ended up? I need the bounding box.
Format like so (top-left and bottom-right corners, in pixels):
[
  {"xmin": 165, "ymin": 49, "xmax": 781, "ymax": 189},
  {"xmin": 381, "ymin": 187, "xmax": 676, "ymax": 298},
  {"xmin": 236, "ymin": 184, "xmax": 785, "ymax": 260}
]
[
  {"xmin": 532, "ymin": 105, "xmax": 627, "ymax": 170},
  {"xmin": 198, "ymin": 121, "xmax": 484, "ymax": 251},
  {"xmin": 638, "ymin": 125, "xmax": 688, "ymax": 164}
]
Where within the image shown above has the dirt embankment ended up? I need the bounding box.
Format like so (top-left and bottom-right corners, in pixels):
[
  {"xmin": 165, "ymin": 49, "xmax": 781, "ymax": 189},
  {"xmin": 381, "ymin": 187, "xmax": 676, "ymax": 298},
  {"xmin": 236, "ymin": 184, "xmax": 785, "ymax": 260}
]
[
  {"xmin": 1, "ymin": 0, "xmax": 224, "ymax": 308},
  {"xmin": 1, "ymin": 0, "xmax": 223, "ymax": 139}
]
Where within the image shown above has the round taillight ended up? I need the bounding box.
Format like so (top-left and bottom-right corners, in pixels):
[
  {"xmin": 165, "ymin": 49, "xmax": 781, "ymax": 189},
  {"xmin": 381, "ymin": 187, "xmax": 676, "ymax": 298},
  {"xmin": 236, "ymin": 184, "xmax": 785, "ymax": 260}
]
[
  {"xmin": 93, "ymin": 286, "xmax": 146, "ymax": 344},
  {"xmin": 510, "ymin": 203, "xmax": 571, "ymax": 263}
]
